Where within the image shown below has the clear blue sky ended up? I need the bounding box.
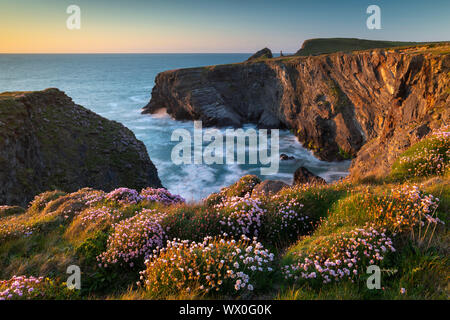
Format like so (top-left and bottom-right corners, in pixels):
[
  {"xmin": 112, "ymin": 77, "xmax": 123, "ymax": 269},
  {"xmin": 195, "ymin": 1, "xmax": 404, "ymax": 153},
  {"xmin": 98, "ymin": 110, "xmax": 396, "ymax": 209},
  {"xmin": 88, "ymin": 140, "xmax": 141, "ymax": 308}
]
[{"xmin": 1, "ymin": 0, "xmax": 449, "ymax": 53}]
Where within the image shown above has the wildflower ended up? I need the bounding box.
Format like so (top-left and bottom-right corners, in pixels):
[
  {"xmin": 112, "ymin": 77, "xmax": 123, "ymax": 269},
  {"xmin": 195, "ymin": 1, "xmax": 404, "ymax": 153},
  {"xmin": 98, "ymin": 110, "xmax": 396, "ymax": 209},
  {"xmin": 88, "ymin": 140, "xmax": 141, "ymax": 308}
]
[{"xmin": 140, "ymin": 236, "xmax": 273, "ymax": 296}]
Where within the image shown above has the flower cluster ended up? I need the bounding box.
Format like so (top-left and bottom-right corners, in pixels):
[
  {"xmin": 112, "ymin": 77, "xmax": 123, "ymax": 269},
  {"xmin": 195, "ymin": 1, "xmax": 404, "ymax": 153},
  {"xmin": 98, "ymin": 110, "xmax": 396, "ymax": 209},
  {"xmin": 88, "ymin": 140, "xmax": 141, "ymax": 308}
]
[
  {"xmin": 375, "ymin": 185, "xmax": 442, "ymax": 233},
  {"xmin": 266, "ymin": 193, "xmax": 311, "ymax": 242},
  {"xmin": 140, "ymin": 188, "xmax": 185, "ymax": 206},
  {"xmin": 0, "ymin": 276, "xmax": 73, "ymax": 300},
  {"xmin": 282, "ymin": 226, "xmax": 395, "ymax": 285},
  {"xmin": 103, "ymin": 187, "xmax": 185, "ymax": 207},
  {"xmin": 214, "ymin": 194, "xmax": 265, "ymax": 238},
  {"xmin": 0, "ymin": 206, "xmax": 23, "ymax": 218},
  {"xmin": 432, "ymin": 125, "xmax": 450, "ymax": 139},
  {"xmin": 97, "ymin": 209, "xmax": 167, "ymax": 267},
  {"xmin": 139, "ymin": 235, "xmax": 274, "ymax": 296},
  {"xmin": 28, "ymin": 191, "xmax": 66, "ymax": 213},
  {"xmin": 79, "ymin": 206, "xmax": 122, "ymax": 227},
  {"xmin": 105, "ymin": 188, "xmax": 142, "ymax": 205},
  {"xmin": 82, "ymin": 190, "xmax": 106, "ymax": 206},
  {"xmin": 0, "ymin": 216, "xmax": 34, "ymax": 241}
]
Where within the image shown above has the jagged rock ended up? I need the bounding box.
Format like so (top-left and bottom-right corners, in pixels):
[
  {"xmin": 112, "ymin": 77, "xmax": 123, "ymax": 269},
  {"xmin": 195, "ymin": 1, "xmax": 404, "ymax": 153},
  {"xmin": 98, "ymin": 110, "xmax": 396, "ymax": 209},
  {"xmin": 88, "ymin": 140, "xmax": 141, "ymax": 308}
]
[
  {"xmin": 280, "ymin": 153, "xmax": 295, "ymax": 161},
  {"xmin": 251, "ymin": 180, "xmax": 289, "ymax": 197},
  {"xmin": 293, "ymin": 167, "xmax": 326, "ymax": 185},
  {"xmin": 247, "ymin": 48, "xmax": 273, "ymax": 61},
  {"xmin": 0, "ymin": 89, "xmax": 162, "ymax": 206},
  {"xmin": 143, "ymin": 43, "xmax": 450, "ymax": 180}
]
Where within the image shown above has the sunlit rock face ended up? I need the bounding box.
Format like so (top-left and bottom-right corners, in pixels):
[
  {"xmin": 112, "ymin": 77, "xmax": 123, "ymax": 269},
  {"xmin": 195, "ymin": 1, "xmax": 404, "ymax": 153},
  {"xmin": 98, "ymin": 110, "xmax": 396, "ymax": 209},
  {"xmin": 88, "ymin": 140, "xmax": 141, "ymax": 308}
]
[{"xmin": 143, "ymin": 45, "xmax": 449, "ymax": 180}]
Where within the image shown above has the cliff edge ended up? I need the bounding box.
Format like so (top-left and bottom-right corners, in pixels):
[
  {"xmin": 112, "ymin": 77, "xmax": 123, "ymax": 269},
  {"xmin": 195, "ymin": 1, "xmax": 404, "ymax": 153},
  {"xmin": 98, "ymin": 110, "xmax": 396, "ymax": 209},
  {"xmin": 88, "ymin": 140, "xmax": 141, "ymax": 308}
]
[
  {"xmin": 143, "ymin": 43, "xmax": 449, "ymax": 181},
  {"xmin": 0, "ymin": 88, "xmax": 162, "ymax": 206}
]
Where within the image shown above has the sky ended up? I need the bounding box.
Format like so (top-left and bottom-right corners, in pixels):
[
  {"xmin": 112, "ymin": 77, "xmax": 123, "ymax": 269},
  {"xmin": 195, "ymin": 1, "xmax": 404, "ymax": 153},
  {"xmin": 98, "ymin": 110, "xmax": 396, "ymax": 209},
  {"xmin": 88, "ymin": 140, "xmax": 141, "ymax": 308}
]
[{"xmin": 0, "ymin": 0, "xmax": 449, "ymax": 53}]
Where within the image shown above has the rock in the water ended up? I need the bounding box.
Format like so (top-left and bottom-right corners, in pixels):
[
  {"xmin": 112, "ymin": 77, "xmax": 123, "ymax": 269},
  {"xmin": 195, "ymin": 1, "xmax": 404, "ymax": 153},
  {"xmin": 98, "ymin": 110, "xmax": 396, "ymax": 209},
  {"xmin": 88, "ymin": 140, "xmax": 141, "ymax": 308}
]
[
  {"xmin": 247, "ymin": 48, "xmax": 273, "ymax": 61},
  {"xmin": 251, "ymin": 180, "xmax": 289, "ymax": 197},
  {"xmin": 293, "ymin": 167, "xmax": 326, "ymax": 185},
  {"xmin": 280, "ymin": 153, "xmax": 295, "ymax": 161},
  {"xmin": 0, "ymin": 88, "xmax": 162, "ymax": 206}
]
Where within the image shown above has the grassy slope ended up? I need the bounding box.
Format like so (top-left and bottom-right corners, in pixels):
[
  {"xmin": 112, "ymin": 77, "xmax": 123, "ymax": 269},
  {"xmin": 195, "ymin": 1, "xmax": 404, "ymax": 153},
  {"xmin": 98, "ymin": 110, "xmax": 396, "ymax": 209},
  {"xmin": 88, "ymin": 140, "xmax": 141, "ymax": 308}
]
[
  {"xmin": 0, "ymin": 128, "xmax": 448, "ymax": 300},
  {"xmin": 294, "ymin": 38, "xmax": 448, "ymax": 56}
]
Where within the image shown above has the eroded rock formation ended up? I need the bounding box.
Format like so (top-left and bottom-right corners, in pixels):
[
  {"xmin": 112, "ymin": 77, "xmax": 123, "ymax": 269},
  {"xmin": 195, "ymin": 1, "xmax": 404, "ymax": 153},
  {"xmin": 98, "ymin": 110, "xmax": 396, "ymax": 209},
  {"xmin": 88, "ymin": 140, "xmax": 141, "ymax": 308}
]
[
  {"xmin": 247, "ymin": 48, "xmax": 273, "ymax": 61},
  {"xmin": 143, "ymin": 44, "xmax": 449, "ymax": 180},
  {"xmin": 0, "ymin": 89, "xmax": 162, "ymax": 206}
]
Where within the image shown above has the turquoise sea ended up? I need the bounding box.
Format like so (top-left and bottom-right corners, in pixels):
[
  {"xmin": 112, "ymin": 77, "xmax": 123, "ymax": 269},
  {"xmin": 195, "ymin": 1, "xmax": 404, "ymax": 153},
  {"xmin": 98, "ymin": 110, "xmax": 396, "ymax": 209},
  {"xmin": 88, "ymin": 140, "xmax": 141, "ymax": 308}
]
[{"xmin": 0, "ymin": 54, "xmax": 350, "ymax": 201}]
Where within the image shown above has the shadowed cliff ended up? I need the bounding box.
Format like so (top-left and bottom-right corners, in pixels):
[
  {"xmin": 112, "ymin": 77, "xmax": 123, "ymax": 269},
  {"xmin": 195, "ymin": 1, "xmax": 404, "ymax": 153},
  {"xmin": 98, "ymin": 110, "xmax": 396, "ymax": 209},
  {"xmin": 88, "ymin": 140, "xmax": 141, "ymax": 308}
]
[{"xmin": 0, "ymin": 89, "xmax": 162, "ymax": 206}]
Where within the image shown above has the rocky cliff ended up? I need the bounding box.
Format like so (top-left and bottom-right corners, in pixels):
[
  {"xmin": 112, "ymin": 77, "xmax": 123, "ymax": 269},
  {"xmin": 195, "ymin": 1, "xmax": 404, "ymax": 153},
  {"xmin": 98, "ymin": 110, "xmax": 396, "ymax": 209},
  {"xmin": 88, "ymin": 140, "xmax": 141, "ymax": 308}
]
[
  {"xmin": 0, "ymin": 89, "xmax": 162, "ymax": 206},
  {"xmin": 143, "ymin": 44, "xmax": 450, "ymax": 180}
]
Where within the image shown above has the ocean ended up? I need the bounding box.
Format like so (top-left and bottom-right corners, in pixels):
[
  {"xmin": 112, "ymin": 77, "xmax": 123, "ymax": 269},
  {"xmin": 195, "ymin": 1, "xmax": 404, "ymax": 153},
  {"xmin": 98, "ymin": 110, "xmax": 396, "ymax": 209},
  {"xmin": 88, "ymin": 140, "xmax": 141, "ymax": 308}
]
[{"xmin": 0, "ymin": 54, "xmax": 350, "ymax": 201}]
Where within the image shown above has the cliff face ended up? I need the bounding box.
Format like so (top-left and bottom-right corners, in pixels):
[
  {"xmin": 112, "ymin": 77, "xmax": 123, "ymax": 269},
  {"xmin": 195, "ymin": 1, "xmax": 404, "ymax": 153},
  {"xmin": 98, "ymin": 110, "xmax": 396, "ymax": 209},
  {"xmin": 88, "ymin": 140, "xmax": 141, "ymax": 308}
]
[
  {"xmin": 0, "ymin": 89, "xmax": 162, "ymax": 206},
  {"xmin": 143, "ymin": 44, "xmax": 450, "ymax": 180}
]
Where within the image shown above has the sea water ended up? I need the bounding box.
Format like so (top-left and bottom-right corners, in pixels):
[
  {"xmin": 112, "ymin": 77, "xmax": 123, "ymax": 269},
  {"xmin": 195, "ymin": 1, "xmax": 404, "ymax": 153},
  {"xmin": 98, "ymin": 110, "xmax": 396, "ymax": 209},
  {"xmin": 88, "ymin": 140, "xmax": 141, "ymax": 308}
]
[{"xmin": 0, "ymin": 54, "xmax": 350, "ymax": 201}]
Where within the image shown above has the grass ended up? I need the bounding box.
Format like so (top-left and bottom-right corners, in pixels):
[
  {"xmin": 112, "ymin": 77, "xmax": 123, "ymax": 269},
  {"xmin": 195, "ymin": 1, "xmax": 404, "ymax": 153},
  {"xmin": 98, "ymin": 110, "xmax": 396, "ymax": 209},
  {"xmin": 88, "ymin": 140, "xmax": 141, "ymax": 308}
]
[
  {"xmin": 295, "ymin": 38, "xmax": 448, "ymax": 56},
  {"xmin": 0, "ymin": 127, "xmax": 448, "ymax": 300},
  {"xmin": 390, "ymin": 127, "xmax": 449, "ymax": 181}
]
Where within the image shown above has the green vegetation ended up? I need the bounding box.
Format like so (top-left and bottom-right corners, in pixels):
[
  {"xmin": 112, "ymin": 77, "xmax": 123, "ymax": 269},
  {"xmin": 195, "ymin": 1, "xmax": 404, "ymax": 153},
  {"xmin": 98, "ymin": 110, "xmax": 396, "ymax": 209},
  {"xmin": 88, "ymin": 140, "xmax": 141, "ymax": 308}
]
[
  {"xmin": 295, "ymin": 38, "xmax": 448, "ymax": 56},
  {"xmin": 338, "ymin": 147, "xmax": 353, "ymax": 160},
  {"xmin": 0, "ymin": 127, "xmax": 449, "ymax": 300},
  {"xmin": 390, "ymin": 126, "xmax": 449, "ymax": 181}
]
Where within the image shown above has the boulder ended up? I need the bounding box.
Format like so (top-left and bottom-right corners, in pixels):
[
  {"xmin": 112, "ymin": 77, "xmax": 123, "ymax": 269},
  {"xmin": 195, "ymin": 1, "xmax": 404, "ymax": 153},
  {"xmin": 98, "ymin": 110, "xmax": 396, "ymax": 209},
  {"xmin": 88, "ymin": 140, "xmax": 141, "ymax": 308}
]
[
  {"xmin": 280, "ymin": 153, "xmax": 295, "ymax": 161},
  {"xmin": 251, "ymin": 180, "xmax": 289, "ymax": 197},
  {"xmin": 293, "ymin": 167, "xmax": 326, "ymax": 185}
]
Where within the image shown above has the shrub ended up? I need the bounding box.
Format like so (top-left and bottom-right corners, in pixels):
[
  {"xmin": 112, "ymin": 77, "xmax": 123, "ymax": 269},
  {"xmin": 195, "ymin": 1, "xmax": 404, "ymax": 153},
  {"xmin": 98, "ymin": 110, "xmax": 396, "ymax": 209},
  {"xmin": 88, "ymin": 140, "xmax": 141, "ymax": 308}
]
[
  {"xmin": 97, "ymin": 209, "xmax": 167, "ymax": 268},
  {"xmin": 274, "ymin": 183, "xmax": 350, "ymax": 220},
  {"xmin": 391, "ymin": 126, "xmax": 449, "ymax": 180},
  {"xmin": 162, "ymin": 205, "xmax": 223, "ymax": 242},
  {"xmin": 0, "ymin": 206, "xmax": 25, "ymax": 218},
  {"xmin": 139, "ymin": 235, "xmax": 275, "ymax": 297},
  {"xmin": 214, "ymin": 194, "xmax": 265, "ymax": 238},
  {"xmin": 263, "ymin": 193, "xmax": 313, "ymax": 245},
  {"xmin": 0, "ymin": 276, "xmax": 77, "ymax": 300},
  {"xmin": 0, "ymin": 189, "xmax": 103, "ymax": 242},
  {"xmin": 76, "ymin": 230, "xmax": 109, "ymax": 265},
  {"xmin": 105, "ymin": 188, "xmax": 142, "ymax": 205},
  {"xmin": 323, "ymin": 185, "xmax": 443, "ymax": 247},
  {"xmin": 78, "ymin": 206, "xmax": 123, "ymax": 228},
  {"xmin": 28, "ymin": 190, "xmax": 67, "ymax": 213},
  {"xmin": 0, "ymin": 215, "xmax": 35, "ymax": 241},
  {"xmin": 140, "ymin": 188, "xmax": 185, "ymax": 206},
  {"xmin": 282, "ymin": 225, "xmax": 396, "ymax": 286},
  {"xmin": 82, "ymin": 189, "xmax": 106, "ymax": 206}
]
